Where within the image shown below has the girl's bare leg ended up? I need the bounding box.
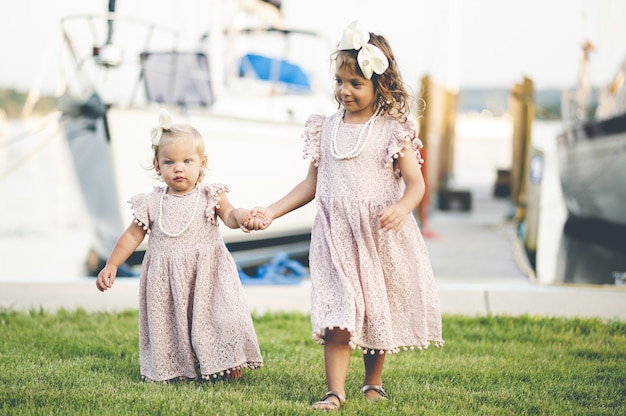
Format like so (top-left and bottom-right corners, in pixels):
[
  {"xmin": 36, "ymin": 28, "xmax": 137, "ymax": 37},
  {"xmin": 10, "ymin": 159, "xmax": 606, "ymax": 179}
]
[
  {"xmin": 362, "ymin": 352, "xmax": 386, "ymax": 400},
  {"xmin": 312, "ymin": 328, "xmax": 351, "ymax": 410},
  {"xmin": 223, "ymin": 367, "xmax": 242, "ymax": 380}
]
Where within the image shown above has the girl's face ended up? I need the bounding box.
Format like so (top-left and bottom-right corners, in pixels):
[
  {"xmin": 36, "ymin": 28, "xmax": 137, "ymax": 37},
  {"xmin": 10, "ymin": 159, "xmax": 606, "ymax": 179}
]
[
  {"xmin": 154, "ymin": 134, "xmax": 207, "ymax": 195},
  {"xmin": 334, "ymin": 55, "xmax": 377, "ymax": 121}
]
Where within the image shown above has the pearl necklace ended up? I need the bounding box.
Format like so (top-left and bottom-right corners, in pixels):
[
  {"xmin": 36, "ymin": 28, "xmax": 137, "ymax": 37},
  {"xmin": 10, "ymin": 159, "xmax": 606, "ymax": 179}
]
[
  {"xmin": 158, "ymin": 185, "xmax": 201, "ymax": 238},
  {"xmin": 330, "ymin": 106, "xmax": 380, "ymax": 160}
]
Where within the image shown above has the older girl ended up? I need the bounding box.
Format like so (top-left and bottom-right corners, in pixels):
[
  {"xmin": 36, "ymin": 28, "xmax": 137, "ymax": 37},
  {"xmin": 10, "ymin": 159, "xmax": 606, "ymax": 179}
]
[{"xmin": 248, "ymin": 21, "xmax": 443, "ymax": 410}]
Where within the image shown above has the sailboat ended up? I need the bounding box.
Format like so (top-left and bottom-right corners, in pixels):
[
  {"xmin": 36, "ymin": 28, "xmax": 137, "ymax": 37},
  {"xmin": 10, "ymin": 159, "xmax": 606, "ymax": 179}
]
[
  {"xmin": 557, "ymin": 41, "xmax": 626, "ymax": 231},
  {"xmin": 29, "ymin": 0, "xmax": 336, "ymax": 274}
]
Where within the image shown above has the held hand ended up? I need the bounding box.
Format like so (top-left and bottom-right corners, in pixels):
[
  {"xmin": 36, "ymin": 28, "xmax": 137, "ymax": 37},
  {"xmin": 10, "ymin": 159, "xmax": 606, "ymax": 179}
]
[
  {"xmin": 244, "ymin": 206, "xmax": 274, "ymax": 231},
  {"xmin": 242, "ymin": 215, "xmax": 263, "ymax": 232},
  {"xmin": 238, "ymin": 211, "xmax": 252, "ymax": 233},
  {"xmin": 241, "ymin": 209, "xmax": 261, "ymax": 231},
  {"xmin": 236, "ymin": 208, "xmax": 265, "ymax": 233},
  {"xmin": 378, "ymin": 203, "xmax": 408, "ymax": 233},
  {"xmin": 96, "ymin": 265, "xmax": 117, "ymax": 292}
]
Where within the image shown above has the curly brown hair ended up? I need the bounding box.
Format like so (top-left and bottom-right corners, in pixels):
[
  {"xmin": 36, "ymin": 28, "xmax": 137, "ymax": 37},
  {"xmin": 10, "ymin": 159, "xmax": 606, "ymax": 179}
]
[{"xmin": 332, "ymin": 32, "xmax": 411, "ymax": 121}]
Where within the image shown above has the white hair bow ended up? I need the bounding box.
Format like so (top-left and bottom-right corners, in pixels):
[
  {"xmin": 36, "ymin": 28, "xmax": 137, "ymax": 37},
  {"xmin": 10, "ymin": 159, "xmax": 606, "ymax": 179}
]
[
  {"xmin": 150, "ymin": 108, "xmax": 174, "ymax": 146},
  {"xmin": 338, "ymin": 21, "xmax": 389, "ymax": 79}
]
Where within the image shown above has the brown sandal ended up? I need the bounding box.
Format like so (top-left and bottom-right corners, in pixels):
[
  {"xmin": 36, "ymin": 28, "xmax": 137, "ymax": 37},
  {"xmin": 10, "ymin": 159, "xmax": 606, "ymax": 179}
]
[
  {"xmin": 362, "ymin": 384, "xmax": 389, "ymax": 402},
  {"xmin": 312, "ymin": 391, "xmax": 345, "ymax": 411}
]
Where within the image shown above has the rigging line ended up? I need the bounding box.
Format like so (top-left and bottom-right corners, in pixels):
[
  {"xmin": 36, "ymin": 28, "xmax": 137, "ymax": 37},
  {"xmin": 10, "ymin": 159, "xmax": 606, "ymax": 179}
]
[{"xmin": 0, "ymin": 117, "xmax": 67, "ymax": 183}]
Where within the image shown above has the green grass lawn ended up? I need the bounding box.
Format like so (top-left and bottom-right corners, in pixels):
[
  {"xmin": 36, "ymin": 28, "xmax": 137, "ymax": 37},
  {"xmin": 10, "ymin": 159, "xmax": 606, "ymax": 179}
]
[{"xmin": 1, "ymin": 309, "xmax": 625, "ymax": 415}]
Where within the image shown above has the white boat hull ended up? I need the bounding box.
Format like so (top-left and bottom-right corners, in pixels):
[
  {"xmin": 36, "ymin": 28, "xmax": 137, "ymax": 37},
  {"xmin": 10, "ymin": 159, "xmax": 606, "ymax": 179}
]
[
  {"xmin": 556, "ymin": 114, "xmax": 626, "ymax": 226},
  {"xmin": 106, "ymin": 107, "xmax": 317, "ymax": 245}
]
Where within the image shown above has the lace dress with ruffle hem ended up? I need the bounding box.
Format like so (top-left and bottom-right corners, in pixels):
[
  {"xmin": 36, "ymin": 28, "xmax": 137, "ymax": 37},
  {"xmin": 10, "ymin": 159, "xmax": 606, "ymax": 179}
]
[
  {"xmin": 303, "ymin": 112, "xmax": 444, "ymax": 354},
  {"xmin": 129, "ymin": 183, "xmax": 263, "ymax": 382}
]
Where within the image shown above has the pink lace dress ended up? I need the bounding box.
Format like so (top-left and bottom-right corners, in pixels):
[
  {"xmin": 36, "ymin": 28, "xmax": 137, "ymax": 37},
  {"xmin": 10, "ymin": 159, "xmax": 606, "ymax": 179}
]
[
  {"xmin": 129, "ymin": 183, "xmax": 263, "ymax": 382},
  {"xmin": 303, "ymin": 112, "xmax": 444, "ymax": 353}
]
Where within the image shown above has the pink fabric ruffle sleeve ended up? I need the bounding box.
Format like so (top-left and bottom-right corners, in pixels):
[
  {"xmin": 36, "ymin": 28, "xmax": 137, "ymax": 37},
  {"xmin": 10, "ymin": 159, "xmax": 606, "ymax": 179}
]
[
  {"xmin": 302, "ymin": 114, "xmax": 325, "ymax": 167},
  {"xmin": 384, "ymin": 117, "xmax": 424, "ymax": 177},
  {"xmin": 202, "ymin": 183, "xmax": 230, "ymax": 224},
  {"xmin": 128, "ymin": 190, "xmax": 153, "ymax": 234}
]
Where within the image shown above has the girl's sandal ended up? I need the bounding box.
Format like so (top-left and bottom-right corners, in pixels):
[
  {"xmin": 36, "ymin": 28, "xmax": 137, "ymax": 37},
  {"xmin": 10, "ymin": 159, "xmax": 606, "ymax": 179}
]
[
  {"xmin": 312, "ymin": 391, "xmax": 345, "ymax": 411},
  {"xmin": 362, "ymin": 384, "xmax": 389, "ymax": 402}
]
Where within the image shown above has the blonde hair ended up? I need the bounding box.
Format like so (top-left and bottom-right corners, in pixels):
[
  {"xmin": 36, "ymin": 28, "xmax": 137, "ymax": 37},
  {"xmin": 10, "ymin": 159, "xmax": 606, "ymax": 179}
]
[
  {"xmin": 333, "ymin": 32, "xmax": 412, "ymax": 121},
  {"xmin": 151, "ymin": 124, "xmax": 208, "ymax": 183}
]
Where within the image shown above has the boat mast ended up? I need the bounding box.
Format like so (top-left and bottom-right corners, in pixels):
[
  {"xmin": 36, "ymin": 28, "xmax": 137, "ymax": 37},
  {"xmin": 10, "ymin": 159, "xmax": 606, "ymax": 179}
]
[
  {"xmin": 106, "ymin": 0, "xmax": 116, "ymax": 45},
  {"xmin": 574, "ymin": 40, "xmax": 593, "ymax": 122}
]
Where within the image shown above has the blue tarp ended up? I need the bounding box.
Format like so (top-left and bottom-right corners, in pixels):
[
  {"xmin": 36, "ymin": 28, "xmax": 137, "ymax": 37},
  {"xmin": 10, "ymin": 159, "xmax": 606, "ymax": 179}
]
[
  {"xmin": 238, "ymin": 252, "xmax": 307, "ymax": 285},
  {"xmin": 238, "ymin": 53, "xmax": 311, "ymax": 92}
]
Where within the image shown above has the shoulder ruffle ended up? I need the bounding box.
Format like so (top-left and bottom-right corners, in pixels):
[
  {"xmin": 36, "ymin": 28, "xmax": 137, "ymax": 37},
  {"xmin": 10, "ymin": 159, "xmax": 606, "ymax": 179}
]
[
  {"xmin": 201, "ymin": 182, "xmax": 230, "ymax": 223},
  {"xmin": 384, "ymin": 117, "xmax": 424, "ymax": 177},
  {"xmin": 127, "ymin": 187, "xmax": 161, "ymax": 234},
  {"xmin": 302, "ymin": 114, "xmax": 326, "ymax": 167}
]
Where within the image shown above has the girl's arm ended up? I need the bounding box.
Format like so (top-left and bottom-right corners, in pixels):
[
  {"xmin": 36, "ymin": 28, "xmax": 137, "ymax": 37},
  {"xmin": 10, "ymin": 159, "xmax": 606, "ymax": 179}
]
[
  {"xmin": 216, "ymin": 192, "xmax": 252, "ymax": 232},
  {"xmin": 96, "ymin": 222, "xmax": 147, "ymax": 291},
  {"xmin": 378, "ymin": 144, "xmax": 426, "ymax": 232},
  {"xmin": 251, "ymin": 162, "xmax": 318, "ymax": 229}
]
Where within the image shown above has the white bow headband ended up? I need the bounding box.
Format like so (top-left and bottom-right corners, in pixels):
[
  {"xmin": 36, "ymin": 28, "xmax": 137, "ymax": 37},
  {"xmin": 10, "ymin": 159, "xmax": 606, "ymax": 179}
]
[
  {"xmin": 150, "ymin": 108, "xmax": 174, "ymax": 146},
  {"xmin": 338, "ymin": 21, "xmax": 389, "ymax": 79}
]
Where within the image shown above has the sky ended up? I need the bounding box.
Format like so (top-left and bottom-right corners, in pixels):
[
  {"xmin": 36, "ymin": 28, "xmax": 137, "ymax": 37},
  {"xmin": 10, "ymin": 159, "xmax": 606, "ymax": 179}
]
[{"xmin": 1, "ymin": 0, "xmax": 625, "ymax": 95}]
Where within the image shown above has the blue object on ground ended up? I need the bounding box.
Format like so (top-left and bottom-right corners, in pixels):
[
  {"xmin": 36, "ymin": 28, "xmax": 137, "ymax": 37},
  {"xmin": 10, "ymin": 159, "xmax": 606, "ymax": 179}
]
[{"xmin": 238, "ymin": 252, "xmax": 307, "ymax": 285}]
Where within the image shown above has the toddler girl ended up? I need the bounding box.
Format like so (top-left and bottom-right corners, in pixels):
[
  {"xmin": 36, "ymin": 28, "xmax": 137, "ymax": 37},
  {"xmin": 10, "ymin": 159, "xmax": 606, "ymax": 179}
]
[{"xmin": 96, "ymin": 109, "xmax": 263, "ymax": 382}]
